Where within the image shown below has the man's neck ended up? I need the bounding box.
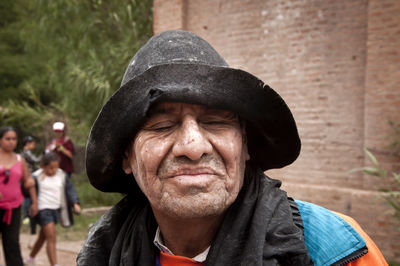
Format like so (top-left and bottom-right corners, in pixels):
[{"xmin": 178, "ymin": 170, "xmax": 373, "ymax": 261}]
[{"xmin": 153, "ymin": 210, "xmax": 224, "ymax": 258}]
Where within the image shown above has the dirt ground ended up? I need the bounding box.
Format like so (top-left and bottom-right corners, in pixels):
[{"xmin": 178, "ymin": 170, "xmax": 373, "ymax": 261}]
[{"xmin": 0, "ymin": 233, "xmax": 84, "ymax": 266}]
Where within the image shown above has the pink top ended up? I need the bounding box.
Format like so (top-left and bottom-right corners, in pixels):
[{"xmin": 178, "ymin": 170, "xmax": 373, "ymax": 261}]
[{"xmin": 0, "ymin": 155, "xmax": 24, "ymax": 224}]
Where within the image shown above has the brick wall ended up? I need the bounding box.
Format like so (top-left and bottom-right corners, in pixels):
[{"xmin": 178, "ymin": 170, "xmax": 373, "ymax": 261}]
[
  {"xmin": 365, "ymin": 0, "xmax": 400, "ymax": 186},
  {"xmin": 153, "ymin": 0, "xmax": 400, "ymax": 261},
  {"xmin": 153, "ymin": 0, "xmax": 186, "ymax": 33}
]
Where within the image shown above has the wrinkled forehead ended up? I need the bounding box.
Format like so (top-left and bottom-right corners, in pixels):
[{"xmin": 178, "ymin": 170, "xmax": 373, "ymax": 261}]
[{"xmin": 146, "ymin": 101, "xmax": 239, "ymax": 120}]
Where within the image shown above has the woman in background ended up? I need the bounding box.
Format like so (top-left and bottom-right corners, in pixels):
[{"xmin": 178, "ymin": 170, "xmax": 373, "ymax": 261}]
[{"xmin": 0, "ymin": 126, "xmax": 38, "ymax": 266}]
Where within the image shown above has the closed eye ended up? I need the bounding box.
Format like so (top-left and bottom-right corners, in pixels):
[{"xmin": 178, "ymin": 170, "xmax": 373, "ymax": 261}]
[
  {"xmin": 201, "ymin": 120, "xmax": 228, "ymax": 125},
  {"xmin": 200, "ymin": 113, "xmax": 239, "ymax": 128},
  {"xmin": 143, "ymin": 121, "xmax": 176, "ymax": 132},
  {"xmin": 153, "ymin": 126, "xmax": 174, "ymax": 132}
]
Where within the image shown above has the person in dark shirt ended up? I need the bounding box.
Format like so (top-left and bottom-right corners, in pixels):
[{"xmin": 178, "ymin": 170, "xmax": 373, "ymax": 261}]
[
  {"xmin": 21, "ymin": 136, "xmax": 42, "ymax": 227},
  {"xmin": 21, "ymin": 136, "xmax": 41, "ymax": 174}
]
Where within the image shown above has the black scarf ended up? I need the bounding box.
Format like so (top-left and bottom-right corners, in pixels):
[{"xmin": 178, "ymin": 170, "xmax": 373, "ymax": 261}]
[{"xmin": 77, "ymin": 166, "xmax": 313, "ymax": 265}]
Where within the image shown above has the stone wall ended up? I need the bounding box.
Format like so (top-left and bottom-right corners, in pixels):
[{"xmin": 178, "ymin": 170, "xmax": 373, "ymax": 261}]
[{"xmin": 153, "ymin": 0, "xmax": 400, "ymax": 261}]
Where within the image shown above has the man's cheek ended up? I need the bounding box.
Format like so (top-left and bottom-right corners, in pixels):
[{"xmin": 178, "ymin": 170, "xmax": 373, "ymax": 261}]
[
  {"xmin": 144, "ymin": 141, "xmax": 170, "ymax": 169},
  {"xmin": 133, "ymin": 164, "xmax": 151, "ymax": 195}
]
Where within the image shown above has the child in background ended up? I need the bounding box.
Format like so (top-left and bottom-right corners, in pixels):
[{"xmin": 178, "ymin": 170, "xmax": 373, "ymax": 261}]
[{"xmin": 25, "ymin": 152, "xmax": 80, "ymax": 266}]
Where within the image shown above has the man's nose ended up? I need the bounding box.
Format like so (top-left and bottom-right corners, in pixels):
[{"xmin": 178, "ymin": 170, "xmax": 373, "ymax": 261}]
[{"xmin": 172, "ymin": 116, "xmax": 213, "ymax": 161}]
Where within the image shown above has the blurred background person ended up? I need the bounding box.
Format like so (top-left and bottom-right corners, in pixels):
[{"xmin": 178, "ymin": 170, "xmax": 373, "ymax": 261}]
[
  {"xmin": 21, "ymin": 136, "xmax": 41, "ymax": 174},
  {"xmin": 21, "ymin": 136, "xmax": 42, "ymax": 239},
  {"xmin": 0, "ymin": 126, "xmax": 38, "ymax": 266},
  {"xmin": 45, "ymin": 122, "xmax": 74, "ymax": 179},
  {"xmin": 25, "ymin": 152, "xmax": 80, "ymax": 266}
]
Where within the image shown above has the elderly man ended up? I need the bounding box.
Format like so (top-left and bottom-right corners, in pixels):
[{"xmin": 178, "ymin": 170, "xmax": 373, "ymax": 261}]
[{"xmin": 78, "ymin": 30, "xmax": 387, "ymax": 265}]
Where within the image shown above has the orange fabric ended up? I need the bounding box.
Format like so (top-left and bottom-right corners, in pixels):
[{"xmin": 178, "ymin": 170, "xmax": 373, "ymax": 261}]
[
  {"xmin": 159, "ymin": 251, "xmax": 205, "ymax": 266},
  {"xmin": 334, "ymin": 212, "xmax": 388, "ymax": 266}
]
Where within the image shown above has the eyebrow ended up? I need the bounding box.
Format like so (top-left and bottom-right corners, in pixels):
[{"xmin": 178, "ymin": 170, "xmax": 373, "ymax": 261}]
[
  {"xmin": 146, "ymin": 106, "xmax": 176, "ymax": 117},
  {"xmin": 146, "ymin": 104, "xmax": 238, "ymax": 119}
]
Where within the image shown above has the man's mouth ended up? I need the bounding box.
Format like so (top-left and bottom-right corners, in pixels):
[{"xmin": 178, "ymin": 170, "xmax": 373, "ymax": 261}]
[
  {"xmin": 168, "ymin": 167, "xmax": 216, "ymax": 178},
  {"xmin": 162, "ymin": 167, "xmax": 220, "ymax": 188}
]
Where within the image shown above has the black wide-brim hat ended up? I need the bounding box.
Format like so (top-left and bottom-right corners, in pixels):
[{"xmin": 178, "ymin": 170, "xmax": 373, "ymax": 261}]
[{"xmin": 86, "ymin": 30, "xmax": 301, "ymax": 193}]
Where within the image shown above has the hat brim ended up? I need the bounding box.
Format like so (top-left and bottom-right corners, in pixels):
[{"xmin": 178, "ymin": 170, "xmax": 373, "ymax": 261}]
[{"xmin": 86, "ymin": 63, "xmax": 300, "ymax": 192}]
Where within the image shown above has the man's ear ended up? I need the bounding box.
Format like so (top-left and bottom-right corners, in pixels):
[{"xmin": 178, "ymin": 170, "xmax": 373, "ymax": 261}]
[
  {"xmin": 122, "ymin": 150, "xmax": 133, "ymax": 174},
  {"xmin": 243, "ymin": 141, "xmax": 250, "ymax": 161},
  {"xmin": 241, "ymin": 120, "xmax": 251, "ymax": 161}
]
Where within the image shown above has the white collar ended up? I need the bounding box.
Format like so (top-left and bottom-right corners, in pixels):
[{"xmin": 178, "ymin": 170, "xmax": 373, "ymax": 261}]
[{"xmin": 153, "ymin": 227, "xmax": 210, "ymax": 262}]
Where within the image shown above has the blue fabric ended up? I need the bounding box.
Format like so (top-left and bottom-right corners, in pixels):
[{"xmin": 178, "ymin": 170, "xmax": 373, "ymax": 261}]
[
  {"xmin": 296, "ymin": 200, "xmax": 366, "ymax": 266},
  {"xmin": 37, "ymin": 208, "xmax": 59, "ymax": 226}
]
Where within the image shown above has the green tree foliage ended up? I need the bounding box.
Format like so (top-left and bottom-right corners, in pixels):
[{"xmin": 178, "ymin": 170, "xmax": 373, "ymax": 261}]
[
  {"xmin": 363, "ymin": 148, "xmax": 400, "ymax": 225},
  {"xmin": 354, "ymin": 122, "xmax": 400, "ymax": 230},
  {"xmin": 0, "ymin": 0, "xmax": 28, "ymax": 103},
  {"xmin": 0, "ymin": 0, "xmax": 153, "ymax": 146}
]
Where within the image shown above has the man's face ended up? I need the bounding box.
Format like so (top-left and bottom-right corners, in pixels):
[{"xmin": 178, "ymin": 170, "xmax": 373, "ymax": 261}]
[{"xmin": 123, "ymin": 102, "xmax": 250, "ymax": 219}]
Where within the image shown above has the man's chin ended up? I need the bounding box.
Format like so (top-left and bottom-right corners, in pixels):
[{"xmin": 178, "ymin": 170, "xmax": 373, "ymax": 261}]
[{"xmin": 158, "ymin": 195, "xmax": 232, "ymax": 219}]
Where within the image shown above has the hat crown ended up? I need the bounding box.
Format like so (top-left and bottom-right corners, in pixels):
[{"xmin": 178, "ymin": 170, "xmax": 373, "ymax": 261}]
[{"xmin": 121, "ymin": 30, "xmax": 228, "ymax": 86}]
